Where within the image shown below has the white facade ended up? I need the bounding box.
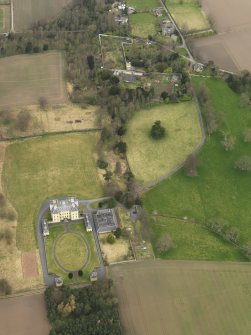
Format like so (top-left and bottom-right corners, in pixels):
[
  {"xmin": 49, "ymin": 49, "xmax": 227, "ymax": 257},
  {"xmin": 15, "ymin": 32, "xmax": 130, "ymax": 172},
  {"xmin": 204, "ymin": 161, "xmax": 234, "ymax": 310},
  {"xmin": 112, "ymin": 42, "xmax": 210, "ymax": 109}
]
[{"xmin": 50, "ymin": 198, "xmax": 79, "ymax": 223}]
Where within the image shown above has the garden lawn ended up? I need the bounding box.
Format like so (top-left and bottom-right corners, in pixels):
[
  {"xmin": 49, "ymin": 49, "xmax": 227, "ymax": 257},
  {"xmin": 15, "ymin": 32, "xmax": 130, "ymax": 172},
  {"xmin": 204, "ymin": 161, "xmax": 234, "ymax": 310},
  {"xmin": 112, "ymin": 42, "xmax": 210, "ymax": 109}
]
[
  {"xmin": 2, "ymin": 132, "xmax": 103, "ymax": 251},
  {"xmin": 166, "ymin": 0, "xmax": 210, "ymax": 31},
  {"xmin": 127, "ymin": 0, "xmax": 159, "ymax": 9},
  {"xmin": 130, "ymin": 13, "xmax": 156, "ymax": 38},
  {"xmin": 125, "ymin": 101, "xmax": 202, "ymax": 185},
  {"xmin": 143, "ymin": 78, "xmax": 251, "ymax": 260},
  {"xmin": 45, "ymin": 223, "xmax": 99, "ymax": 283}
]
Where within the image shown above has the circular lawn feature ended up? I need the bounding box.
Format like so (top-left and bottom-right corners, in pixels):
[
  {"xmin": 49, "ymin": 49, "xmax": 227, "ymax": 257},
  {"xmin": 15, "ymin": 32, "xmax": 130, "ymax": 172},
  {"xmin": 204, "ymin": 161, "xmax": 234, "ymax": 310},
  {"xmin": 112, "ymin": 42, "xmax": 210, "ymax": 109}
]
[{"xmin": 54, "ymin": 232, "xmax": 89, "ymax": 272}]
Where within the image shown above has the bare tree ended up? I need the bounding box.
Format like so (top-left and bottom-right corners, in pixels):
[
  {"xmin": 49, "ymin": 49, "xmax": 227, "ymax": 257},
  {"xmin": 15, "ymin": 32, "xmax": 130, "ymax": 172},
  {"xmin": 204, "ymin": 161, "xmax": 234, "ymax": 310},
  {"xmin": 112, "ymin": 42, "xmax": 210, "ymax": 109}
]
[
  {"xmin": 243, "ymin": 128, "xmax": 251, "ymax": 143},
  {"xmin": 156, "ymin": 234, "xmax": 173, "ymax": 253},
  {"xmin": 16, "ymin": 110, "xmax": 31, "ymax": 131},
  {"xmin": 221, "ymin": 131, "xmax": 235, "ymax": 151},
  {"xmin": 38, "ymin": 97, "xmax": 48, "ymax": 110},
  {"xmin": 235, "ymin": 155, "xmax": 251, "ymax": 171}
]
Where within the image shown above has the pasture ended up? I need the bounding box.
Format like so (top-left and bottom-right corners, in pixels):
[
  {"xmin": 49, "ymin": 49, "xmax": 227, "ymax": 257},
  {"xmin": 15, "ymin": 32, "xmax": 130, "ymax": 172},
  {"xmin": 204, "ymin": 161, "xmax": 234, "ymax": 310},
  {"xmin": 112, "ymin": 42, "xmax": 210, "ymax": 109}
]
[
  {"xmin": 166, "ymin": 0, "xmax": 209, "ymax": 31},
  {"xmin": 0, "ymin": 4, "xmax": 11, "ymax": 33},
  {"xmin": 191, "ymin": 0, "xmax": 251, "ymax": 72},
  {"xmin": 143, "ymin": 78, "xmax": 251, "ymax": 258},
  {"xmin": 127, "ymin": 0, "xmax": 159, "ymax": 9},
  {"xmin": 45, "ymin": 223, "xmax": 99, "ymax": 283},
  {"xmin": 130, "ymin": 13, "xmax": 156, "ymax": 38},
  {"xmin": 0, "ymin": 294, "xmax": 50, "ymax": 335},
  {"xmin": 0, "ymin": 52, "xmax": 66, "ymax": 107},
  {"xmin": 13, "ymin": 0, "xmax": 71, "ymax": 31},
  {"xmin": 110, "ymin": 260, "xmax": 251, "ymax": 335},
  {"xmin": 125, "ymin": 102, "xmax": 202, "ymax": 185},
  {"xmin": 2, "ymin": 132, "xmax": 103, "ymax": 251}
]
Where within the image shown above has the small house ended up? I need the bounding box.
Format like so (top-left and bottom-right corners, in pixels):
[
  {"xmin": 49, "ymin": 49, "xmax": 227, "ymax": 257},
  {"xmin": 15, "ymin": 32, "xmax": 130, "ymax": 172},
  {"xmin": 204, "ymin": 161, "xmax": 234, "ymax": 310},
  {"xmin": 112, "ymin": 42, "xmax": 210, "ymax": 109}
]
[
  {"xmin": 84, "ymin": 213, "xmax": 93, "ymax": 232},
  {"xmin": 162, "ymin": 20, "xmax": 175, "ymax": 36},
  {"xmin": 114, "ymin": 16, "xmax": 128, "ymax": 24},
  {"xmin": 42, "ymin": 219, "xmax": 49, "ymax": 237}
]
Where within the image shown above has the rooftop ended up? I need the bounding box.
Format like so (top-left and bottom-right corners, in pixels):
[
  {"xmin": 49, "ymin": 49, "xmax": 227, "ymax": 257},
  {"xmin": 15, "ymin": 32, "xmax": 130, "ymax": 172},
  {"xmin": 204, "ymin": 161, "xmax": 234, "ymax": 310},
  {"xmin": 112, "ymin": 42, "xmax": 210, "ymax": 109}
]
[
  {"xmin": 49, "ymin": 197, "xmax": 79, "ymax": 214},
  {"xmin": 94, "ymin": 208, "xmax": 118, "ymax": 233}
]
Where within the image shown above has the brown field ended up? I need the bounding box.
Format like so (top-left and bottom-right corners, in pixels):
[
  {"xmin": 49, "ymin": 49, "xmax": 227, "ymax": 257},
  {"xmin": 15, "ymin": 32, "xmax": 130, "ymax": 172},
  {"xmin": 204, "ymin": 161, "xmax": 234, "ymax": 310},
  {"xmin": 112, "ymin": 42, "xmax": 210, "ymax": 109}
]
[
  {"xmin": 0, "ymin": 52, "xmax": 67, "ymax": 107},
  {"xmin": 0, "ymin": 104, "xmax": 99, "ymax": 139},
  {"xmin": 100, "ymin": 234, "xmax": 130, "ymax": 263},
  {"xmin": 110, "ymin": 260, "xmax": 251, "ymax": 335},
  {"xmin": 13, "ymin": 0, "xmax": 71, "ymax": 31},
  {"xmin": 21, "ymin": 251, "xmax": 39, "ymax": 278},
  {"xmin": 191, "ymin": 0, "xmax": 251, "ymax": 72},
  {"xmin": 0, "ymin": 294, "xmax": 50, "ymax": 335}
]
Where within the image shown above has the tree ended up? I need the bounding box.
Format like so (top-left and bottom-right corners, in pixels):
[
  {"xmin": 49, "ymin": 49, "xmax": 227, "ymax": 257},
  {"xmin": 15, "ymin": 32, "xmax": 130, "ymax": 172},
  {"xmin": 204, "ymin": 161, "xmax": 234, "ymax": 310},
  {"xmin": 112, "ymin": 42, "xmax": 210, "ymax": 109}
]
[
  {"xmin": 97, "ymin": 159, "xmax": 108, "ymax": 169},
  {"xmin": 150, "ymin": 120, "xmax": 166, "ymax": 139},
  {"xmin": 25, "ymin": 41, "xmax": 33, "ymax": 53},
  {"xmin": 16, "ymin": 110, "xmax": 31, "ymax": 131},
  {"xmin": 0, "ymin": 192, "xmax": 6, "ymax": 207},
  {"xmin": 221, "ymin": 131, "xmax": 235, "ymax": 151},
  {"xmin": 78, "ymin": 270, "xmax": 83, "ymax": 277},
  {"xmin": 198, "ymin": 84, "xmax": 208, "ymax": 104},
  {"xmin": 103, "ymin": 170, "xmax": 113, "ymax": 181},
  {"xmin": 114, "ymin": 228, "xmax": 122, "ymax": 239},
  {"xmin": 68, "ymin": 273, "xmax": 73, "ymax": 279},
  {"xmin": 117, "ymin": 126, "xmax": 126, "ymax": 136},
  {"xmin": 114, "ymin": 161, "xmax": 122, "ymax": 176},
  {"xmin": 243, "ymin": 128, "xmax": 251, "ymax": 143},
  {"xmin": 38, "ymin": 97, "xmax": 48, "ymax": 110},
  {"xmin": 156, "ymin": 234, "xmax": 172, "ymax": 253},
  {"xmin": 107, "ymin": 233, "xmax": 115, "ymax": 244},
  {"xmin": 243, "ymin": 245, "xmax": 251, "ymax": 260},
  {"xmin": 235, "ymin": 155, "xmax": 251, "ymax": 171},
  {"xmin": 160, "ymin": 91, "xmax": 168, "ymax": 101},
  {"xmin": 183, "ymin": 153, "xmax": 199, "ymax": 176},
  {"xmin": 115, "ymin": 141, "xmax": 127, "ymax": 154},
  {"xmin": 0, "ymin": 279, "xmax": 12, "ymax": 295},
  {"xmin": 86, "ymin": 55, "xmax": 95, "ymax": 70}
]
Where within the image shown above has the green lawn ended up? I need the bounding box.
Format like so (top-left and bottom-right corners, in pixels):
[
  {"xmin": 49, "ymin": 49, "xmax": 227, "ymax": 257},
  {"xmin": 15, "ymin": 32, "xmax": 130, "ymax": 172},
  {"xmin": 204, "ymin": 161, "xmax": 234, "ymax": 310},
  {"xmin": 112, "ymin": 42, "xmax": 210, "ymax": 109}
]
[
  {"xmin": 143, "ymin": 78, "xmax": 251, "ymax": 260},
  {"xmin": 130, "ymin": 13, "xmax": 156, "ymax": 38},
  {"xmin": 2, "ymin": 132, "xmax": 103, "ymax": 251},
  {"xmin": 166, "ymin": 0, "xmax": 210, "ymax": 31},
  {"xmin": 125, "ymin": 102, "xmax": 202, "ymax": 184},
  {"xmin": 127, "ymin": 0, "xmax": 159, "ymax": 9},
  {"xmin": 55, "ymin": 233, "xmax": 88, "ymax": 271},
  {"xmin": 45, "ymin": 223, "xmax": 100, "ymax": 283}
]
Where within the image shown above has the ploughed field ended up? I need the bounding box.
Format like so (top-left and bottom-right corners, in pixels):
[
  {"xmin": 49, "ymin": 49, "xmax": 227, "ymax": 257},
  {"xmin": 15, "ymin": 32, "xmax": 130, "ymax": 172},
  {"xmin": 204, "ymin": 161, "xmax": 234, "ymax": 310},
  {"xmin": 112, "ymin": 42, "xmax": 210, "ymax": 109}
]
[
  {"xmin": 191, "ymin": 0, "xmax": 251, "ymax": 72},
  {"xmin": 0, "ymin": 52, "xmax": 67, "ymax": 107},
  {"xmin": 110, "ymin": 260, "xmax": 251, "ymax": 335},
  {"xmin": 13, "ymin": 0, "xmax": 71, "ymax": 31}
]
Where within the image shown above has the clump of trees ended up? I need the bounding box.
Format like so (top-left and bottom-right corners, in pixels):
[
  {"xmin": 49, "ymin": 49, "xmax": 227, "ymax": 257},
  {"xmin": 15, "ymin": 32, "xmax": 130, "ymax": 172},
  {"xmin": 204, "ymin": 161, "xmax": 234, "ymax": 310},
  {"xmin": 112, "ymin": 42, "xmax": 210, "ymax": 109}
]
[
  {"xmin": 16, "ymin": 110, "xmax": 31, "ymax": 131},
  {"xmin": 221, "ymin": 131, "xmax": 235, "ymax": 151},
  {"xmin": 235, "ymin": 155, "xmax": 251, "ymax": 172},
  {"xmin": 150, "ymin": 120, "xmax": 166, "ymax": 139},
  {"xmin": 205, "ymin": 218, "xmax": 240, "ymax": 244},
  {"xmin": 44, "ymin": 280, "xmax": 122, "ymax": 335},
  {"xmin": 156, "ymin": 234, "xmax": 173, "ymax": 254}
]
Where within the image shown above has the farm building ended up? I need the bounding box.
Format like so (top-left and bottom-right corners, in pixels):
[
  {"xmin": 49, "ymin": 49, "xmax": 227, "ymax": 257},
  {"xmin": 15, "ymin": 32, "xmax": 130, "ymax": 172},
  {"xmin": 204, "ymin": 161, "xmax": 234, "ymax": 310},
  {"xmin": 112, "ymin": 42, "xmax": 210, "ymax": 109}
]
[
  {"xmin": 94, "ymin": 209, "xmax": 118, "ymax": 233},
  {"xmin": 114, "ymin": 16, "xmax": 128, "ymax": 24},
  {"xmin": 193, "ymin": 62, "xmax": 204, "ymax": 72},
  {"xmin": 162, "ymin": 20, "xmax": 175, "ymax": 36},
  {"xmin": 49, "ymin": 197, "xmax": 79, "ymax": 223},
  {"xmin": 84, "ymin": 213, "xmax": 93, "ymax": 232}
]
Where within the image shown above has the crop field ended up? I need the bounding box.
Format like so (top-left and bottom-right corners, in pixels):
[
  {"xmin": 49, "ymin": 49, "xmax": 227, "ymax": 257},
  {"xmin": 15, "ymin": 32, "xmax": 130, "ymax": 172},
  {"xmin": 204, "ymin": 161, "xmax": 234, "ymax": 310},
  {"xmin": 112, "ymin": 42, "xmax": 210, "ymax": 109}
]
[
  {"xmin": 110, "ymin": 260, "xmax": 251, "ymax": 335},
  {"xmin": 191, "ymin": 0, "xmax": 251, "ymax": 72},
  {"xmin": 0, "ymin": 4, "xmax": 11, "ymax": 32},
  {"xmin": 0, "ymin": 52, "xmax": 66, "ymax": 107},
  {"xmin": 130, "ymin": 13, "xmax": 156, "ymax": 38},
  {"xmin": 143, "ymin": 78, "xmax": 251, "ymax": 258},
  {"xmin": 45, "ymin": 223, "xmax": 99, "ymax": 283},
  {"xmin": 127, "ymin": 0, "xmax": 159, "ymax": 10},
  {"xmin": 166, "ymin": 0, "xmax": 209, "ymax": 31},
  {"xmin": 125, "ymin": 102, "xmax": 202, "ymax": 185},
  {"xmin": 2, "ymin": 132, "xmax": 103, "ymax": 251},
  {"xmin": 13, "ymin": 0, "xmax": 71, "ymax": 31}
]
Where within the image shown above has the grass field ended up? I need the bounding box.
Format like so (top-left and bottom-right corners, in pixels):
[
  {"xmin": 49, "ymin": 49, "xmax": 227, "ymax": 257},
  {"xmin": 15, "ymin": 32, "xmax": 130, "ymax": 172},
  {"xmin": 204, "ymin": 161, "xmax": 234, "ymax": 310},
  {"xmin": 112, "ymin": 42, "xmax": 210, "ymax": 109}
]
[
  {"xmin": 166, "ymin": 0, "xmax": 210, "ymax": 31},
  {"xmin": 125, "ymin": 102, "xmax": 202, "ymax": 185},
  {"xmin": 130, "ymin": 13, "xmax": 156, "ymax": 38},
  {"xmin": 13, "ymin": 0, "xmax": 71, "ymax": 31},
  {"xmin": 2, "ymin": 132, "xmax": 103, "ymax": 251},
  {"xmin": 143, "ymin": 78, "xmax": 251, "ymax": 259},
  {"xmin": 45, "ymin": 223, "xmax": 99, "ymax": 283},
  {"xmin": 0, "ymin": 52, "xmax": 66, "ymax": 107},
  {"xmin": 110, "ymin": 260, "xmax": 251, "ymax": 335},
  {"xmin": 0, "ymin": 4, "xmax": 11, "ymax": 33},
  {"xmin": 127, "ymin": 0, "xmax": 159, "ymax": 9}
]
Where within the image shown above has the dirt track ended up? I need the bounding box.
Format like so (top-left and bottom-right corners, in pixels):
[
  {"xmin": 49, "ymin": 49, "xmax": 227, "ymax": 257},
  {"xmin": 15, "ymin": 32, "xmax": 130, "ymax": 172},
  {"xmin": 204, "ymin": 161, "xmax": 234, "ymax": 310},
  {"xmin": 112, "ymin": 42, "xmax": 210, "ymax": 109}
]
[
  {"xmin": 0, "ymin": 293, "xmax": 50, "ymax": 335},
  {"xmin": 191, "ymin": 0, "xmax": 251, "ymax": 72}
]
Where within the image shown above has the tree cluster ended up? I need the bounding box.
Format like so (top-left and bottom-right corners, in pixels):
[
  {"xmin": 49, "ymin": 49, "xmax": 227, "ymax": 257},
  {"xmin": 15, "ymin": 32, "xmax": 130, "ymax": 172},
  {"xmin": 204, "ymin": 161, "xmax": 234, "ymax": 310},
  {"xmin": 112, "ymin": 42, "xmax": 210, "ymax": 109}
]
[
  {"xmin": 205, "ymin": 218, "xmax": 240, "ymax": 244},
  {"xmin": 44, "ymin": 280, "xmax": 122, "ymax": 335}
]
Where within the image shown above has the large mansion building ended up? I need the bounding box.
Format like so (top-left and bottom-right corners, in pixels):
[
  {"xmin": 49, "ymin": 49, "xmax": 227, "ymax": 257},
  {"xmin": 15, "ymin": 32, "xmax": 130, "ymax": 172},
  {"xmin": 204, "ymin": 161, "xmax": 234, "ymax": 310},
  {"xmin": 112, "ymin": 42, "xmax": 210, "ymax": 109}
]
[{"xmin": 50, "ymin": 197, "xmax": 79, "ymax": 223}]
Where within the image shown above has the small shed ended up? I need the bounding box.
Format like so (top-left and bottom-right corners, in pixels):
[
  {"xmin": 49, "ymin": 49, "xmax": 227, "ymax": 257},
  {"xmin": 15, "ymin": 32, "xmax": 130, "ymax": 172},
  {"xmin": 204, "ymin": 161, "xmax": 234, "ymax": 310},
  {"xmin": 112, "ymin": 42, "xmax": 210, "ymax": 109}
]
[
  {"xmin": 162, "ymin": 20, "xmax": 175, "ymax": 36},
  {"xmin": 42, "ymin": 219, "xmax": 49, "ymax": 237},
  {"xmin": 90, "ymin": 271, "xmax": 98, "ymax": 282},
  {"xmin": 55, "ymin": 277, "xmax": 63, "ymax": 287}
]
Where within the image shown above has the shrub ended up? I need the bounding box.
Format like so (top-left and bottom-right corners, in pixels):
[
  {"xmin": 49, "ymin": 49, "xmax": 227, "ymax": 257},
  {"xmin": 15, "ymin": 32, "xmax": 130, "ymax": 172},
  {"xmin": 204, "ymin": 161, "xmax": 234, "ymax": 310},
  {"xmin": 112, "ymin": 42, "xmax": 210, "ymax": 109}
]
[
  {"xmin": 68, "ymin": 273, "xmax": 73, "ymax": 279},
  {"xmin": 78, "ymin": 270, "xmax": 83, "ymax": 277},
  {"xmin": 235, "ymin": 155, "xmax": 251, "ymax": 171},
  {"xmin": 0, "ymin": 279, "xmax": 12, "ymax": 295},
  {"xmin": 107, "ymin": 234, "xmax": 116, "ymax": 244},
  {"xmin": 243, "ymin": 128, "xmax": 251, "ymax": 143},
  {"xmin": 97, "ymin": 159, "xmax": 108, "ymax": 169},
  {"xmin": 156, "ymin": 234, "xmax": 172, "ymax": 254},
  {"xmin": 114, "ymin": 228, "xmax": 122, "ymax": 239}
]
